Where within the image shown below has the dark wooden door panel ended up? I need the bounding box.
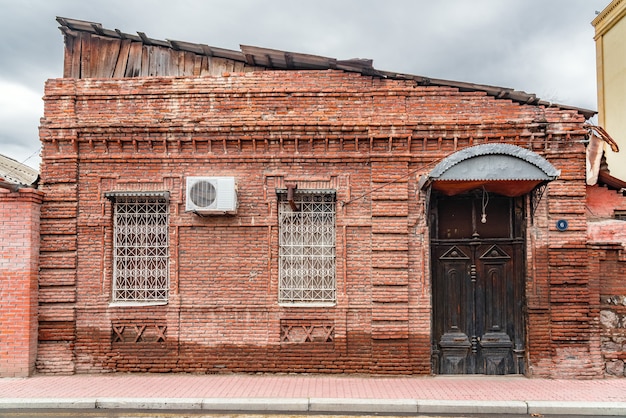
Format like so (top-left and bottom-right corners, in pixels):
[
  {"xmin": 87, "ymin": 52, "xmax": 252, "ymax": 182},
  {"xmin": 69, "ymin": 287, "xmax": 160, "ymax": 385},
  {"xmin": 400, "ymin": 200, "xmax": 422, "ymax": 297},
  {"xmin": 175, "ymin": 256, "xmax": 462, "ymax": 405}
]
[{"xmin": 431, "ymin": 193, "xmax": 525, "ymax": 375}]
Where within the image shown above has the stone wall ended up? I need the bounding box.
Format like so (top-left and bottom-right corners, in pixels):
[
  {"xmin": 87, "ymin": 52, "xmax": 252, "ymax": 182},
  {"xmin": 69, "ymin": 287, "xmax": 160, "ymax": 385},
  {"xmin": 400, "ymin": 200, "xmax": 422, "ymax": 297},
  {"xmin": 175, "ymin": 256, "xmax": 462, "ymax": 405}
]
[{"xmin": 589, "ymin": 244, "xmax": 626, "ymax": 377}]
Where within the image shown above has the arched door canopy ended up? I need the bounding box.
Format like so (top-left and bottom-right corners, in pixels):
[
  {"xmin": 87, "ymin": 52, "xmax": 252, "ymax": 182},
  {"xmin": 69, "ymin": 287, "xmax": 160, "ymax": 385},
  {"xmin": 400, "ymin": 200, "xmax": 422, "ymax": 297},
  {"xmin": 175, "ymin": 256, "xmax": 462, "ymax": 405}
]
[{"xmin": 419, "ymin": 143, "xmax": 560, "ymax": 197}]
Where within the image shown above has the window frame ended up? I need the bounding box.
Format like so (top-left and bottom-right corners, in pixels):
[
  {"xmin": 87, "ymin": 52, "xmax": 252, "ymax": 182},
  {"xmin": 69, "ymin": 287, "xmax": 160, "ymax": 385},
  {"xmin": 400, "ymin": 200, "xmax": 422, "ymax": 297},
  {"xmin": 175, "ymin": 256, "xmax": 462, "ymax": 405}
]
[
  {"xmin": 105, "ymin": 191, "xmax": 170, "ymax": 306},
  {"xmin": 277, "ymin": 189, "xmax": 337, "ymax": 306}
]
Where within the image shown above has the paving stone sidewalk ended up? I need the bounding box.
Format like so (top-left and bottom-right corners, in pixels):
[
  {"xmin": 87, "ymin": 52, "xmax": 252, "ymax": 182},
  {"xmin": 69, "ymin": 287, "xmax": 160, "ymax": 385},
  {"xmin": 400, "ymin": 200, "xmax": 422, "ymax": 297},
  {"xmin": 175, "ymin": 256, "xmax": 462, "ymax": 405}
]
[{"xmin": 1, "ymin": 374, "xmax": 626, "ymax": 415}]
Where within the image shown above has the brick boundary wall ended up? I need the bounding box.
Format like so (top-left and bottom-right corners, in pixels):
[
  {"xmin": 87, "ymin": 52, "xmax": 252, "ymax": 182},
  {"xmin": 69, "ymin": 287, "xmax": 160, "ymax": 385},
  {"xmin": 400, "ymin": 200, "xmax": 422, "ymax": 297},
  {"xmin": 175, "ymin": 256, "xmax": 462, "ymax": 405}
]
[{"xmin": 0, "ymin": 187, "xmax": 43, "ymax": 377}]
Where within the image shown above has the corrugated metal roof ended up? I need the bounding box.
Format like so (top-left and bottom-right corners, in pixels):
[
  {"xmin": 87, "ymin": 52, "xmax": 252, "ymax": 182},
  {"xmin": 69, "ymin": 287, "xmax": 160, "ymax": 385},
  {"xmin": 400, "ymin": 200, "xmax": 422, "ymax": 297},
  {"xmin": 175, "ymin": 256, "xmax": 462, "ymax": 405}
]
[
  {"xmin": 0, "ymin": 153, "xmax": 39, "ymax": 187},
  {"xmin": 56, "ymin": 17, "xmax": 596, "ymax": 119},
  {"xmin": 418, "ymin": 144, "xmax": 560, "ymax": 196},
  {"xmin": 428, "ymin": 143, "xmax": 561, "ymax": 181}
]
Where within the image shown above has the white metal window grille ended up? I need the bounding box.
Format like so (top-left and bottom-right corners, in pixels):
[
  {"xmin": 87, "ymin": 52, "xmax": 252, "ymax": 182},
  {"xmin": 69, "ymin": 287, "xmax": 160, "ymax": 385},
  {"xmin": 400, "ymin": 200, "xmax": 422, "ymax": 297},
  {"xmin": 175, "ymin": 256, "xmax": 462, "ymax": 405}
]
[
  {"xmin": 278, "ymin": 191, "xmax": 336, "ymax": 303},
  {"xmin": 113, "ymin": 196, "xmax": 169, "ymax": 302}
]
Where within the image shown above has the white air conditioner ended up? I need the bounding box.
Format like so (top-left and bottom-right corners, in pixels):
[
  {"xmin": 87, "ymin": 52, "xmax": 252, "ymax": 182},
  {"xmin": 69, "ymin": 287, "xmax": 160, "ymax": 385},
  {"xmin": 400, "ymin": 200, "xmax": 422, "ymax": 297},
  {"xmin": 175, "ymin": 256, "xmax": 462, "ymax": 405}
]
[{"xmin": 185, "ymin": 177, "xmax": 237, "ymax": 214}]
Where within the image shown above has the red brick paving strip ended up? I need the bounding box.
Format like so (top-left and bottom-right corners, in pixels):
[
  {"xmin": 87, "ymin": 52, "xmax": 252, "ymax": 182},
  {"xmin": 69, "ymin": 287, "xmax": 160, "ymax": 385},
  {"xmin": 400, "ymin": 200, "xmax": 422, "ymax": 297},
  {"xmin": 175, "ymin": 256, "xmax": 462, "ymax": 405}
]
[{"xmin": 1, "ymin": 375, "xmax": 626, "ymax": 402}]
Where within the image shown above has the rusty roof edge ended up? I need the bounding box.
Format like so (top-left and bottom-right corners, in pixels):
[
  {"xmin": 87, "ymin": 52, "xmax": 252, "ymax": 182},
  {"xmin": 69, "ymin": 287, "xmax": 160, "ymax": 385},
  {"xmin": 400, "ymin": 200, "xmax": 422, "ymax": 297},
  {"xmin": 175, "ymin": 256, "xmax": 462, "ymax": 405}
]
[
  {"xmin": 378, "ymin": 69, "xmax": 596, "ymax": 119},
  {"xmin": 55, "ymin": 17, "xmax": 597, "ymax": 118}
]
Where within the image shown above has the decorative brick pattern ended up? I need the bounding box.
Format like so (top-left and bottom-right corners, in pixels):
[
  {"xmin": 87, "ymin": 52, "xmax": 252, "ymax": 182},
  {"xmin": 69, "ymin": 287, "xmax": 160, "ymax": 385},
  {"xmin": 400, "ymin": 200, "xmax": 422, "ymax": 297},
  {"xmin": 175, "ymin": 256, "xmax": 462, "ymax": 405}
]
[
  {"xmin": 280, "ymin": 320, "xmax": 334, "ymax": 343},
  {"xmin": 112, "ymin": 323, "xmax": 167, "ymax": 343}
]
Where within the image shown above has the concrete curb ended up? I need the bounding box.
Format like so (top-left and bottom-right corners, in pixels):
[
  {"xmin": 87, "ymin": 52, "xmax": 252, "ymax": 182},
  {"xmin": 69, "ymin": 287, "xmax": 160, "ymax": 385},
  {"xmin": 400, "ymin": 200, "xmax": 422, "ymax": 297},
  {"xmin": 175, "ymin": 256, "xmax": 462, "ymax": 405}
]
[
  {"xmin": 0, "ymin": 398, "xmax": 96, "ymax": 409},
  {"xmin": 527, "ymin": 400, "xmax": 626, "ymax": 416},
  {"xmin": 201, "ymin": 397, "xmax": 309, "ymax": 412},
  {"xmin": 1, "ymin": 397, "xmax": 626, "ymax": 415},
  {"xmin": 309, "ymin": 398, "xmax": 417, "ymax": 413},
  {"xmin": 417, "ymin": 399, "xmax": 528, "ymax": 415},
  {"xmin": 96, "ymin": 397, "xmax": 203, "ymax": 410}
]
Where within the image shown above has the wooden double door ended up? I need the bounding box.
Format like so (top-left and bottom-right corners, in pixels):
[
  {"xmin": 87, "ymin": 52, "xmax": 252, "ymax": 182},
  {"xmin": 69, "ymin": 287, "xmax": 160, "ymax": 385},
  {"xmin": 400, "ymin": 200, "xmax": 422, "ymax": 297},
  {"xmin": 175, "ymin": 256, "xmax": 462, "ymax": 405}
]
[{"xmin": 430, "ymin": 192, "xmax": 526, "ymax": 375}]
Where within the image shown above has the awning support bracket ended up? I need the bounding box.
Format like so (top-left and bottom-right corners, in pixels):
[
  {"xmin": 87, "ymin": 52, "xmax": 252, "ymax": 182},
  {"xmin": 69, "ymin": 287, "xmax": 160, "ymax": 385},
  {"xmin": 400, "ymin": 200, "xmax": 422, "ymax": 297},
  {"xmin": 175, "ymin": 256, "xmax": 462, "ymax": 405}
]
[{"xmin": 530, "ymin": 182, "xmax": 548, "ymax": 222}]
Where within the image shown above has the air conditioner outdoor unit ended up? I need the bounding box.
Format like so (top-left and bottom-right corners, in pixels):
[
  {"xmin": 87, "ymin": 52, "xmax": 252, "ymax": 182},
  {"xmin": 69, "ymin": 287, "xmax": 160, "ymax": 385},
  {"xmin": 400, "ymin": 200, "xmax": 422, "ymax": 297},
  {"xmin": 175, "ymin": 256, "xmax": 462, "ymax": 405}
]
[{"xmin": 185, "ymin": 176, "xmax": 237, "ymax": 214}]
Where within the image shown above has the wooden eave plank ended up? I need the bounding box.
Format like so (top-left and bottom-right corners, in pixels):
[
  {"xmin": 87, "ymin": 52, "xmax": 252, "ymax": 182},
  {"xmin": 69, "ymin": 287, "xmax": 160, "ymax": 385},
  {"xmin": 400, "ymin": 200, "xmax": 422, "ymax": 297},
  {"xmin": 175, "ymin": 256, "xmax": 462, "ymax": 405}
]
[
  {"xmin": 137, "ymin": 31, "xmax": 152, "ymax": 45},
  {"xmin": 242, "ymin": 45, "xmax": 335, "ymax": 70},
  {"xmin": 125, "ymin": 42, "xmax": 143, "ymax": 77},
  {"xmin": 64, "ymin": 18, "xmax": 99, "ymax": 33},
  {"xmin": 183, "ymin": 51, "xmax": 195, "ymax": 76},
  {"xmin": 170, "ymin": 49, "xmax": 182, "ymax": 75},
  {"xmin": 149, "ymin": 37, "xmax": 170, "ymax": 48},
  {"xmin": 137, "ymin": 31, "xmax": 169, "ymax": 48},
  {"xmin": 210, "ymin": 46, "xmax": 245, "ymax": 61},
  {"xmin": 79, "ymin": 32, "xmax": 93, "ymax": 78},
  {"xmin": 336, "ymin": 58, "xmax": 373, "ymax": 72},
  {"xmin": 177, "ymin": 50, "xmax": 186, "ymax": 76},
  {"xmin": 100, "ymin": 28, "xmax": 121, "ymax": 38},
  {"xmin": 62, "ymin": 29, "xmax": 81, "ymax": 78},
  {"xmin": 113, "ymin": 39, "xmax": 132, "ymax": 78},
  {"xmin": 209, "ymin": 57, "xmax": 233, "ymax": 75},
  {"xmin": 168, "ymin": 39, "xmax": 204, "ymax": 55},
  {"xmin": 292, "ymin": 55, "xmax": 332, "ymax": 69},
  {"xmin": 94, "ymin": 35, "xmax": 122, "ymax": 78},
  {"xmin": 245, "ymin": 53, "xmax": 256, "ymax": 66},
  {"xmin": 148, "ymin": 46, "xmax": 159, "ymax": 76},
  {"xmin": 152, "ymin": 47, "xmax": 171, "ymax": 76},
  {"xmin": 140, "ymin": 45, "xmax": 150, "ymax": 76},
  {"xmin": 117, "ymin": 30, "xmax": 142, "ymax": 42},
  {"xmin": 284, "ymin": 52, "xmax": 294, "ymax": 69},
  {"xmin": 233, "ymin": 60, "xmax": 245, "ymax": 72},
  {"xmin": 294, "ymin": 53, "xmax": 333, "ymax": 67},
  {"xmin": 192, "ymin": 55, "xmax": 202, "ymax": 76},
  {"xmin": 200, "ymin": 56, "xmax": 210, "ymax": 76}
]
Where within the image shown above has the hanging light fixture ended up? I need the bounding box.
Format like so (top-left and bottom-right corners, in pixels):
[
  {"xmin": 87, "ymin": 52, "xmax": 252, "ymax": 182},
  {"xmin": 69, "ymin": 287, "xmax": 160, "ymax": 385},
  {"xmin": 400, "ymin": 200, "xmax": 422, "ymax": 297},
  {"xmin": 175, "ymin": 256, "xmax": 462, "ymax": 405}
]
[{"xmin": 481, "ymin": 186, "xmax": 489, "ymax": 224}]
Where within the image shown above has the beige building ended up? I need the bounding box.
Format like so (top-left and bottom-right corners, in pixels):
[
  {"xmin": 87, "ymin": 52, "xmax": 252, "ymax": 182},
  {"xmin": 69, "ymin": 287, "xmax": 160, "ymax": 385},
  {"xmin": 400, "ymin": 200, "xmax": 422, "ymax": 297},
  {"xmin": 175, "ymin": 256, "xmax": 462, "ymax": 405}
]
[{"xmin": 593, "ymin": 0, "xmax": 626, "ymax": 180}]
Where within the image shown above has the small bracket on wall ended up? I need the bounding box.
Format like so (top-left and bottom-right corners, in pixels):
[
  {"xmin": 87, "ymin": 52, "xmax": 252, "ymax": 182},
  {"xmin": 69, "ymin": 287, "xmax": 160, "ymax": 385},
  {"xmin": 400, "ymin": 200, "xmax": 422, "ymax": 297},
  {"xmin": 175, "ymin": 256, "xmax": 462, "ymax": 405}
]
[
  {"xmin": 286, "ymin": 183, "xmax": 299, "ymax": 212},
  {"xmin": 530, "ymin": 182, "xmax": 548, "ymax": 222}
]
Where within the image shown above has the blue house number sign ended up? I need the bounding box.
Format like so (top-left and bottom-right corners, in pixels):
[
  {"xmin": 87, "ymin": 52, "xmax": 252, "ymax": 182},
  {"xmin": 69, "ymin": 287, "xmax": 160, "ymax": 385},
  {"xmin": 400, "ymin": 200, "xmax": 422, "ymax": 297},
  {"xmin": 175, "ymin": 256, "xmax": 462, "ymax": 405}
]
[{"xmin": 556, "ymin": 219, "xmax": 568, "ymax": 231}]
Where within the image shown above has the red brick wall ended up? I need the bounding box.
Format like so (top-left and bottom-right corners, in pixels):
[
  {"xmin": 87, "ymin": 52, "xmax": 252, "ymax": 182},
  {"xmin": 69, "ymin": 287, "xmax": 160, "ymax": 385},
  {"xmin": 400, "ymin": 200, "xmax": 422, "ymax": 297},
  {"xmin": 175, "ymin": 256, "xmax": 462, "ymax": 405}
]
[
  {"xmin": 587, "ymin": 185, "xmax": 626, "ymax": 220},
  {"xmin": 38, "ymin": 70, "xmax": 601, "ymax": 376},
  {"xmin": 0, "ymin": 187, "xmax": 43, "ymax": 377}
]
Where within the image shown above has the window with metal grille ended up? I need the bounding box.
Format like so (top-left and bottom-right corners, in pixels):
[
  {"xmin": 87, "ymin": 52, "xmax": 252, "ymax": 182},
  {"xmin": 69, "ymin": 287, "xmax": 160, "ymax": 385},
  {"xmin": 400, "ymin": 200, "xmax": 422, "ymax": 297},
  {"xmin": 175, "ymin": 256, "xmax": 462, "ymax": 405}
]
[
  {"xmin": 112, "ymin": 195, "xmax": 169, "ymax": 303},
  {"xmin": 278, "ymin": 191, "xmax": 336, "ymax": 304}
]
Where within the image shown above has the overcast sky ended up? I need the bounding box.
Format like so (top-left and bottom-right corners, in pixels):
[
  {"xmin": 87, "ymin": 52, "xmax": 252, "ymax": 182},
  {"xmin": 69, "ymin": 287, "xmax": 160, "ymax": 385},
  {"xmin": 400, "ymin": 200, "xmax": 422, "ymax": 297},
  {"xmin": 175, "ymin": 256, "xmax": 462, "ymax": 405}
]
[{"xmin": 0, "ymin": 0, "xmax": 612, "ymax": 169}]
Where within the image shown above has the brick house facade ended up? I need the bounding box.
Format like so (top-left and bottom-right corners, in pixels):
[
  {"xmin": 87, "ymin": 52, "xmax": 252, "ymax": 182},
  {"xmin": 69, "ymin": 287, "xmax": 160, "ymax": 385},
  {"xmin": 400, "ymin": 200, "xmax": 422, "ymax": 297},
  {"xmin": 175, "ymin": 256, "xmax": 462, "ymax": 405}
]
[{"xmin": 24, "ymin": 17, "xmax": 625, "ymax": 377}]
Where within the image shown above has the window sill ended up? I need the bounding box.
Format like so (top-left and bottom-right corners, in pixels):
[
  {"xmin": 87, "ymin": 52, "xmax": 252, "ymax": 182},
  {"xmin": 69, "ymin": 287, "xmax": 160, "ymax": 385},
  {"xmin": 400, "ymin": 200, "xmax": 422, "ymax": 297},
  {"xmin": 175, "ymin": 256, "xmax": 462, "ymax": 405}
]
[
  {"xmin": 108, "ymin": 301, "xmax": 168, "ymax": 307},
  {"xmin": 279, "ymin": 302, "xmax": 336, "ymax": 308}
]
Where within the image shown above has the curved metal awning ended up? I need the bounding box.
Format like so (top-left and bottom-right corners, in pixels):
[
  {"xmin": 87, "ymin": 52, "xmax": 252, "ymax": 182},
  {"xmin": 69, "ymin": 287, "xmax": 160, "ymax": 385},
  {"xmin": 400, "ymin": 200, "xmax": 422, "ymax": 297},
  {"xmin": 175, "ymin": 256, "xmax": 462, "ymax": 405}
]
[{"xmin": 419, "ymin": 143, "xmax": 560, "ymax": 197}]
